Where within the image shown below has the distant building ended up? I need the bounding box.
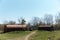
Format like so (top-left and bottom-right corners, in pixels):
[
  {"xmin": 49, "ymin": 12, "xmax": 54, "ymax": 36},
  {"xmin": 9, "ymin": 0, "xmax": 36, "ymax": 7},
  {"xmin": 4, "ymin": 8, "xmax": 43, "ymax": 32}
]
[
  {"xmin": 38, "ymin": 24, "xmax": 53, "ymax": 31},
  {"xmin": 0, "ymin": 24, "xmax": 27, "ymax": 32}
]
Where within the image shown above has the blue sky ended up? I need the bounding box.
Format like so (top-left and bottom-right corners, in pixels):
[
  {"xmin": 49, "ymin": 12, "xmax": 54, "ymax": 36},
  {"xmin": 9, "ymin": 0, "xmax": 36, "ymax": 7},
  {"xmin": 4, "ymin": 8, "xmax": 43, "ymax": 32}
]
[{"xmin": 0, "ymin": 0, "xmax": 60, "ymax": 23}]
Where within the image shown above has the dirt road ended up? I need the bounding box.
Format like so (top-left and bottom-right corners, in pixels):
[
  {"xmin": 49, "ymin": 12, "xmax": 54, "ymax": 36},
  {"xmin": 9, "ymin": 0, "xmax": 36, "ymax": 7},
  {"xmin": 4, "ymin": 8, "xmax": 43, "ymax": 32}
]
[{"xmin": 24, "ymin": 31, "xmax": 37, "ymax": 40}]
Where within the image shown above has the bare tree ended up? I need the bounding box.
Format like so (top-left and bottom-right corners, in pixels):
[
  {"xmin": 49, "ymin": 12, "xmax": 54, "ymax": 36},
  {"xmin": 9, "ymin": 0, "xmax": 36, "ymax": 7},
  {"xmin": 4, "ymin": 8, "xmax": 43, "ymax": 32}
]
[
  {"xmin": 8, "ymin": 21, "xmax": 16, "ymax": 25},
  {"xmin": 55, "ymin": 13, "xmax": 60, "ymax": 24},
  {"xmin": 44, "ymin": 14, "xmax": 53, "ymax": 25},
  {"xmin": 18, "ymin": 17, "xmax": 26, "ymax": 25},
  {"xmin": 55, "ymin": 13, "xmax": 60, "ymax": 30},
  {"xmin": 31, "ymin": 17, "xmax": 40, "ymax": 26},
  {"xmin": 38, "ymin": 18, "xmax": 45, "ymax": 25},
  {"xmin": 30, "ymin": 17, "xmax": 41, "ymax": 30},
  {"xmin": 3, "ymin": 20, "xmax": 16, "ymax": 25}
]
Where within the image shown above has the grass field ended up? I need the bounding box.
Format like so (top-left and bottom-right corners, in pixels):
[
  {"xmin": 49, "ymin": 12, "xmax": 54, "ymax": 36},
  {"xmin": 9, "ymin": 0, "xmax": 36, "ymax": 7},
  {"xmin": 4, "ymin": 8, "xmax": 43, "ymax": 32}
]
[
  {"xmin": 29, "ymin": 30, "xmax": 60, "ymax": 40},
  {"xmin": 0, "ymin": 31, "xmax": 31, "ymax": 40},
  {"xmin": 29, "ymin": 30, "xmax": 52, "ymax": 40},
  {"xmin": 1, "ymin": 30, "xmax": 60, "ymax": 40},
  {"xmin": 54, "ymin": 30, "xmax": 60, "ymax": 40}
]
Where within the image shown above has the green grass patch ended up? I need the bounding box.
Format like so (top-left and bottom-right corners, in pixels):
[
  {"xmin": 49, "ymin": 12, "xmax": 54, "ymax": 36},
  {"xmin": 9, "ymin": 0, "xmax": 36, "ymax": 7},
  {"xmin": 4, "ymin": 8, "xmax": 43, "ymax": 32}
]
[
  {"xmin": 30, "ymin": 30, "xmax": 60, "ymax": 40},
  {"xmin": 0, "ymin": 31, "xmax": 31, "ymax": 40},
  {"xmin": 30, "ymin": 30, "xmax": 54, "ymax": 40},
  {"xmin": 53, "ymin": 30, "xmax": 60, "ymax": 40}
]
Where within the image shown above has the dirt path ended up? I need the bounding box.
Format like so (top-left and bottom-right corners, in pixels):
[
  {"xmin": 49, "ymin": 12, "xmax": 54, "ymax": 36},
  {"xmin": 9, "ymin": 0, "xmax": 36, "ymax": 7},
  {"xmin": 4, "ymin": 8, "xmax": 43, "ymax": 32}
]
[{"xmin": 24, "ymin": 31, "xmax": 37, "ymax": 40}]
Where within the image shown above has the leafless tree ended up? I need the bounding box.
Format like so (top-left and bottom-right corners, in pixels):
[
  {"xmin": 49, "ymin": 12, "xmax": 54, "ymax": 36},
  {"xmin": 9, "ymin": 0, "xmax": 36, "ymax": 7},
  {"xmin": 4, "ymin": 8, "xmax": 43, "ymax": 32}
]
[
  {"xmin": 55, "ymin": 13, "xmax": 60, "ymax": 30},
  {"xmin": 44, "ymin": 14, "xmax": 53, "ymax": 25},
  {"xmin": 3, "ymin": 20, "xmax": 16, "ymax": 25},
  {"xmin": 18, "ymin": 17, "xmax": 26, "ymax": 25},
  {"xmin": 29, "ymin": 17, "xmax": 40, "ymax": 30},
  {"xmin": 55, "ymin": 13, "xmax": 60, "ymax": 24},
  {"xmin": 31, "ymin": 17, "xmax": 40, "ymax": 26},
  {"xmin": 8, "ymin": 21, "xmax": 16, "ymax": 25}
]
